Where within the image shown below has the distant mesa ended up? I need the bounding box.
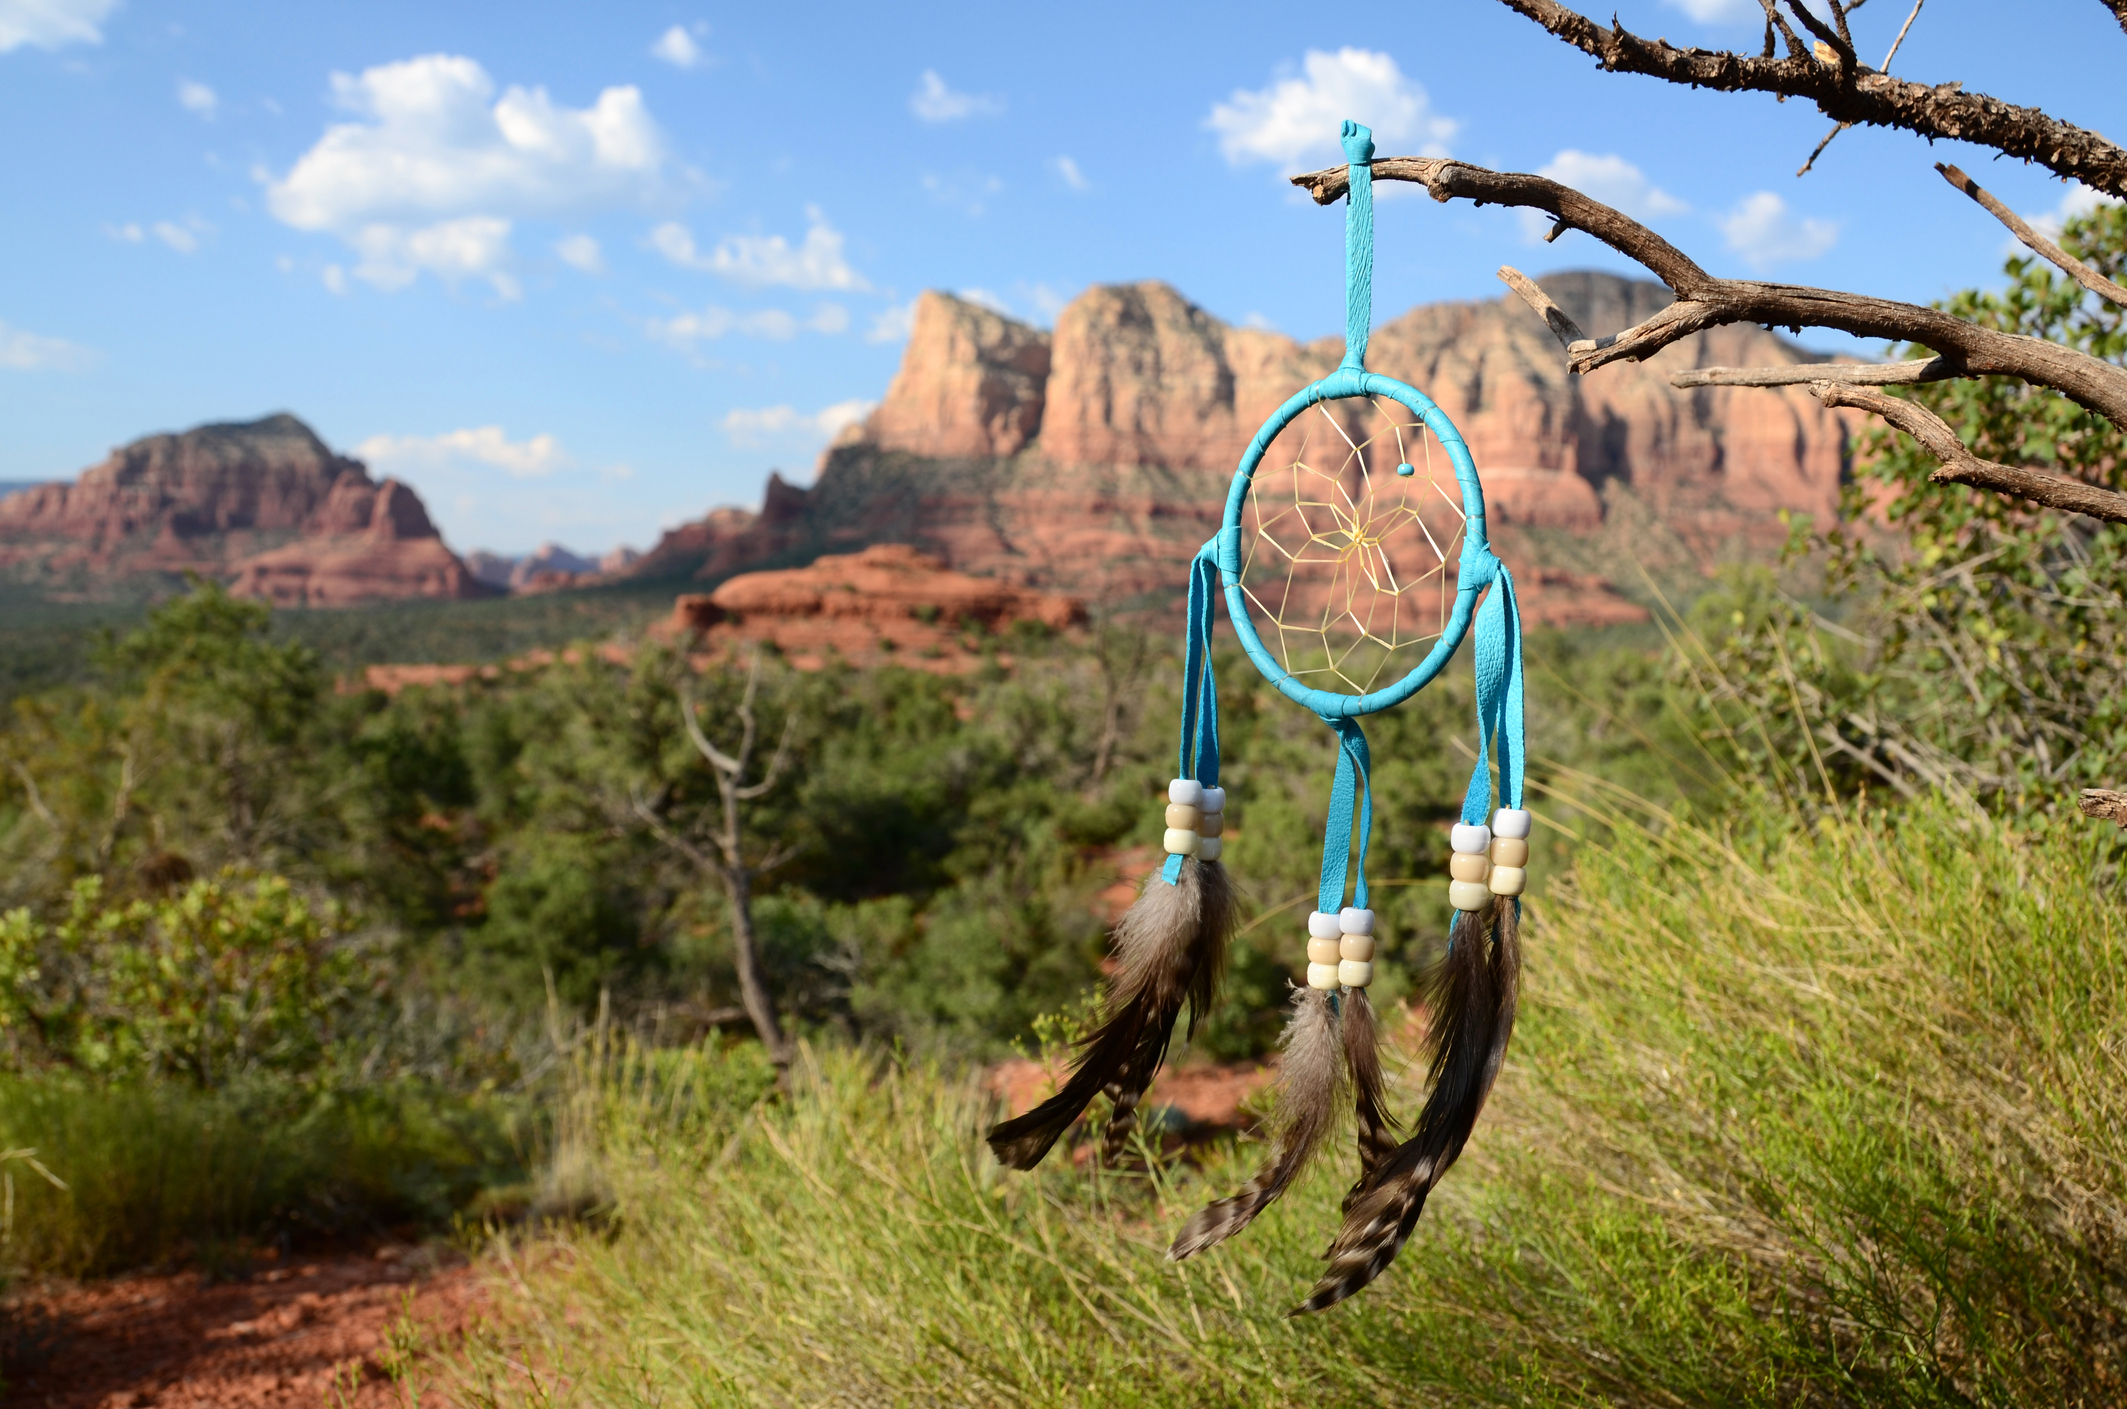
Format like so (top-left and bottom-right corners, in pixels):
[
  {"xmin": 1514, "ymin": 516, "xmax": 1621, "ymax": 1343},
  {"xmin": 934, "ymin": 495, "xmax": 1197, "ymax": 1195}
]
[{"xmin": 0, "ymin": 412, "xmax": 489, "ymax": 606}]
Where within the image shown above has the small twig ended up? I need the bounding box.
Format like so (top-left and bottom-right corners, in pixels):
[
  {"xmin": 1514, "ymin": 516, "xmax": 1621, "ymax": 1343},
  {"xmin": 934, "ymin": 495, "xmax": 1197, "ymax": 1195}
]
[
  {"xmin": 1671, "ymin": 357, "xmax": 1956, "ymax": 389},
  {"xmin": 1497, "ymin": 266, "xmax": 1588, "ymax": 348},
  {"xmin": 5, "ymin": 760, "xmax": 56, "ymax": 830},
  {"xmin": 1936, "ymin": 162, "xmax": 2127, "ymax": 310}
]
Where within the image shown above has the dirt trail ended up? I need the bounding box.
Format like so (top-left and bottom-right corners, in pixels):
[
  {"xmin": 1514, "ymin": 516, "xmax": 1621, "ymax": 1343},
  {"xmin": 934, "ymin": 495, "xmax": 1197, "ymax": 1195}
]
[{"xmin": 3, "ymin": 1249, "xmax": 485, "ymax": 1409}]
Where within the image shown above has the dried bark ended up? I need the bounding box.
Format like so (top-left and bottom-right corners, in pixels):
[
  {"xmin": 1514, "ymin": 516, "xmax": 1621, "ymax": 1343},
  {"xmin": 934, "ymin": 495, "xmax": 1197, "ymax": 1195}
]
[{"xmin": 1936, "ymin": 163, "xmax": 2127, "ymax": 309}]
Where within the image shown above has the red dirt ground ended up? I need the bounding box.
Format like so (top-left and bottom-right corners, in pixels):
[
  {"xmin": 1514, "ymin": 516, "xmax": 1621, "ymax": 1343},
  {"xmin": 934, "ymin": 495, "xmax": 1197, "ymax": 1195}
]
[{"xmin": 2, "ymin": 1248, "xmax": 486, "ymax": 1409}]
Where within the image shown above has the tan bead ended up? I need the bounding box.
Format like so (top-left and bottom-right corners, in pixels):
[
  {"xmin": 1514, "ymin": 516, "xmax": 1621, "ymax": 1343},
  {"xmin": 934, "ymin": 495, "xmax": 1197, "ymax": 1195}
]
[
  {"xmin": 1196, "ymin": 811, "xmax": 1223, "ymax": 838},
  {"xmin": 1162, "ymin": 827, "xmax": 1199, "ymax": 856},
  {"xmin": 1165, "ymin": 802, "xmax": 1201, "ymax": 830},
  {"xmin": 1488, "ymin": 837, "xmax": 1529, "ymax": 868},
  {"xmin": 1307, "ymin": 937, "xmax": 1341, "ymax": 965},
  {"xmin": 1339, "ymin": 934, "xmax": 1375, "ymax": 963},
  {"xmin": 1306, "ymin": 962, "xmax": 1339, "ymax": 991},
  {"xmin": 1448, "ymin": 879, "xmax": 1492, "ymax": 912},
  {"xmin": 1449, "ymin": 852, "xmax": 1490, "ymax": 883},
  {"xmin": 1196, "ymin": 837, "xmax": 1223, "ymax": 863},
  {"xmin": 1488, "ymin": 866, "xmax": 1527, "ymax": 897},
  {"xmin": 1338, "ymin": 959, "xmax": 1373, "ymax": 988}
]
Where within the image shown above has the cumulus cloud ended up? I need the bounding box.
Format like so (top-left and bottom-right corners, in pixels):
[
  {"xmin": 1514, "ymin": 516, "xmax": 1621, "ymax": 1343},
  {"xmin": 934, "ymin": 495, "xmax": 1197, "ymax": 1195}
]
[
  {"xmin": 152, "ymin": 219, "xmax": 200, "ymax": 253},
  {"xmin": 355, "ymin": 425, "xmax": 572, "ymax": 478},
  {"xmin": 2026, "ymin": 182, "xmax": 2124, "ymax": 242},
  {"xmin": 650, "ymin": 24, "xmax": 704, "ymax": 69},
  {"xmin": 1208, "ymin": 48, "xmax": 1456, "ymax": 169},
  {"xmin": 1053, "ymin": 155, "xmax": 1088, "ymax": 191},
  {"xmin": 721, "ymin": 399, "xmax": 874, "ymax": 446},
  {"xmin": 1661, "ymin": 0, "xmax": 1759, "ymax": 20},
  {"xmin": 0, "ymin": 0, "xmax": 118, "ymax": 52},
  {"xmin": 176, "ymin": 79, "xmax": 218, "ymax": 119},
  {"xmin": 648, "ymin": 207, "xmax": 867, "ymax": 290},
  {"xmin": 649, "ymin": 305, "xmax": 799, "ymax": 347},
  {"xmin": 910, "ymin": 70, "xmax": 1001, "ymax": 122},
  {"xmin": 265, "ymin": 52, "xmax": 667, "ymax": 292},
  {"xmin": 867, "ymin": 299, "xmax": 916, "ymax": 343},
  {"xmin": 957, "ymin": 287, "xmax": 1010, "ymax": 315},
  {"xmin": 0, "ymin": 317, "xmax": 94, "ymax": 371},
  {"xmin": 554, "ymin": 232, "xmax": 603, "ymax": 273},
  {"xmin": 1720, "ymin": 191, "xmax": 1839, "ymax": 268},
  {"xmin": 1521, "ymin": 151, "xmax": 1687, "ymax": 240},
  {"xmin": 109, "ymin": 216, "xmax": 212, "ymax": 253}
]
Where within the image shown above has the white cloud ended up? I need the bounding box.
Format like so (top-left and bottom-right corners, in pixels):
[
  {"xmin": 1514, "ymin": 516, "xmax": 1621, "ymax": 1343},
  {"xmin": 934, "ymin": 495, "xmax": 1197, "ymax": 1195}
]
[
  {"xmin": 1661, "ymin": 0, "xmax": 1758, "ymax": 19},
  {"xmin": 0, "ymin": 317, "xmax": 94, "ymax": 371},
  {"xmin": 909, "ymin": 70, "xmax": 1001, "ymax": 122},
  {"xmin": 1025, "ymin": 283, "xmax": 1070, "ymax": 321},
  {"xmin": 807, "ymin": 302, "xmax": 849, "ymax": 334},
  {"xmin": 1053, "ymin": 155, "xmax": 1088, "ymax": 191},
  {"xmin": 921, "ymin": 170, "xmax": 1002, "ymax": 216},
  {"xmin": 0, "ymin": 0, "xmax": 117, "ymax": 51},
  {"xmin": 348, "ymin": 215, "xmax": 517, "ymax": 296},
  {"xmin": 648, "ymin": 207, "xmax": 867, "ymax": 290},
  {"xmin": 957, "ymin": 287, "xmax": 1010, "ymax": 315},
  {"xmin": 2026, "ymin": 182, "xmax": 2124, "ymax": 243},
  {"xmin": 152, "ymin": 219, "xmax": 199, "ymax": 253},
  {"xmin": 176, "ymin": 79, "xmax": 218, "ymax": 119},
  {"xmin": 650, "ymin": 24, "xmax": 704, "ymax": 69},
  {"xmin": 266, "ymin": 54, "xmax": 666, "ymax": 244},
  {"xmin": 106, "ymin": 221, "xmax": 144, "ymax": 243},
  {"xmin": 867, "ymin": 299, "xmax": 916, "ymax": 343},
  {"xmin": 722, "ymin": 399, "xmax": 874, "ymax": 446},
  {"xmin": 555, "ymin": 232, "xmax": 603, "ymax": 272},
  {"xmin": 1208, "ymin": 48, "xmax": 1456, "ymax": 169},
  {"xmin": 649, "ymin": 305, "xmax": 800, "ymax": 347},
  {"xmin": 1242, "ymin": 311, "xmax": 1276, "ymax": 331},
  {"xmin": 356, "ymin": 425, "xmax": 572, "ymax": 479},
  {"xmin": 1719, "ymin": 191, "xmax": 1839, "ymax": 269},
  {"xmin": 1521, "ymin": 151, "xmax": 1687, "ymax": 240}
]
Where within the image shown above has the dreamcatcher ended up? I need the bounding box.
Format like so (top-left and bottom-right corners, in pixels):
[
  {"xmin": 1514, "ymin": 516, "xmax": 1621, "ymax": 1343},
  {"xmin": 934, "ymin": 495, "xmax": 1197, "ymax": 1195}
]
[{"xmin": 987, "ymin": 121, "xmax": 1530, "ymax": 1313}]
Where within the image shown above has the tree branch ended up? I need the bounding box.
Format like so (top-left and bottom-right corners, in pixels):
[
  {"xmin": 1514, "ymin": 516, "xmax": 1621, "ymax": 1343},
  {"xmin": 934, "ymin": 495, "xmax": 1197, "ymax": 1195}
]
[
  {"xmin": 1936, "ymin": 163, "xmax": 2127, "ymax": 310},
  {"xmin": 1492, "ymin": 0, "xmax": 2127, "ymax": 198},
  {"xmin": 1670, "ymin": 357, "xmax": 1956, "ymax": 389},
  {"xmin": 1810, "ymin": 382, "xmax": 2127, "ymax": 523},
  {"xmin": 1497, "ymin": 266, "xmax": 1588, "ymax": 345},
  {"xmin": 1291, "ymin": 158, "xmax": 2127, "ymax": 431},
  {"xmin": 2106, "ymin": 0, "xmax": 2127, "ymax": 40}
]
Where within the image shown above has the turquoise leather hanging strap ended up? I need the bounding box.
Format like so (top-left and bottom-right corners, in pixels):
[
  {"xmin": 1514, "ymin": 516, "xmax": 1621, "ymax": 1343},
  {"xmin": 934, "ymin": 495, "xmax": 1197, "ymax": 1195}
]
[
  {"xmin": 1314, "ymin": 716, "xmax": 1374, "ymax": 914},
  {"xmin": 1164, "ymin": 544, "xmax": 1224, "ymax": 884},
  {"xmin": 1459, "ymin": 561, "xmax": 1527, "ymax": 825},
  {"xmin": 1339, "ymin": 120, "xmax": 1375, "ymax": 371}
]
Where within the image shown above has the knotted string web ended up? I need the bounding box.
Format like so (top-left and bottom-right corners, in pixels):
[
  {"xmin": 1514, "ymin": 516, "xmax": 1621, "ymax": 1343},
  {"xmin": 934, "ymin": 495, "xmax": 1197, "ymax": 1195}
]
[{"xmin": 1238, "ymin": 396, "xmax": 1467, "ymax": 695}]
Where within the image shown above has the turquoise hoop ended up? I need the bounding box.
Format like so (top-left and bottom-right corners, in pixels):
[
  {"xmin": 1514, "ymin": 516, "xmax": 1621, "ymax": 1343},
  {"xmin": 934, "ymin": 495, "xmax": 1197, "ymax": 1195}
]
[{"xmin": 1214, "ymin": 364, "xmax": 1496, "ymax": 720}]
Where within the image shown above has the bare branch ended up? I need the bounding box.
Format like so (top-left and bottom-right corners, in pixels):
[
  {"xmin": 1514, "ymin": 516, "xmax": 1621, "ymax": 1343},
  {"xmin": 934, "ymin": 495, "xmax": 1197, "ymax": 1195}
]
[
  {"xmin": 1799, "ymin": 0, "xmax": 1924, "ymax": 176},
  {"xmin": 6, "ymin": 758, "xmax": 56, "ymax": 830},
  {"xmin": 2079, "ymin": 788, "xmax": 2127, "ymax": 825},
  {"xmin": 1291, "ymin": 157, "xmax": 2127, "ymax": 432},
  {"xmin": 1811, "ymin": 382, "xmax": 2127, "ymax": 524},
  {"xmin": 1493, "ymin": 0, "xmax": 2127, "ymax": 199},
  {"xmin": 2106, "ymin": 1, "xmax": 2127, "ymax": 40},
  {"xmin": 733, "ymin": 713, "xmax": 799, "ymax": 801},
  {"xmin": 630, "ymin": 789, "xmax": 715, "ymax": 872},
  {"xmin": 1936, "ymin": 163, "xmax": 2127, "ymax": 310},
  {"xmin": 678, "ymin": 682, "xmax": 742, "ymax": 777},
  {"xmin": 1671, "ymin": 357, "xmax": 1956, "ymax": 389},
  {"xmin": 1497, "ymin": 266, "xmax": 1588, "ymax": 347}
]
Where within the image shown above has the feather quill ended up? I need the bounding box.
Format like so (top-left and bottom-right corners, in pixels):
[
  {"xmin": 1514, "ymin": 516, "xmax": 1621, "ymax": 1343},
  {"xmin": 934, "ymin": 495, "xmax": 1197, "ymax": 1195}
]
[
  {"xmin": 1168, "ymin": 984, "xmax": 1343, "ymax": 1260},
  {"xmin": 987, "ymin": 859, "xmax": 1202, "ymax": 1170},
  {"xmin": 1295, "ymin": 896, "xmax": 1521, "ymax": 1313}
]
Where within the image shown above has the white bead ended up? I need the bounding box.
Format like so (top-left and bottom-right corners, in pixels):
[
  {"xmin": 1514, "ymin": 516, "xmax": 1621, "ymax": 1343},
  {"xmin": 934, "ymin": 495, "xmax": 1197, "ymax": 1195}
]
[
  {"xmin": 1339, "ymin": 934, "xmax": 1375, "ymax": 962},
  {"xmin": 1488, "ymin": 866, "xmax": 1527, "ymax": 897},
  {"xmin": 1168, "ymin": 778, "xmax": 1204, "ymax": 806},
  {"xmin": 1201, "ymin": 787, "xmax": 1226, "ymax": 813},
  {"xmin": 1165, "ymin": 802, "xmax": 1201, "ymax": 830},
  {"xmin": 1195, "ymin": 837, "xmax": 1222, "ymax": 862},
  {"xmin": 1338, "ymin": 959, "xmax": 1374, "ymax": 988},
  {"xmin": 1450, "ymin": 823, "xmax": 1493, "ymax": 855},
  {"xmin": 1488, "ymin": 837, "xmax": 1528, "ymax": 868},
  {"xmin": 1449, "ymin": 852, "xmax": 1490, "ymax": 883},
  {"xmin": 1337, "ymin": 907, "xmax": 1374, "ymax": 935},
  {"xmin": 1306, "ymin": 962, "xmax": 1340, "ymax": 991},
  {"xmin": 1163, "ymin": 827, "xmax": 1199, "ymax": 856},
  {"xmin": 1306, "ymin": 937, "xmax": 1342, "ymax": 965},
  {"xmin": 1307, "ymin": 910, "xmax": 1340, "ymax": 940},
  {"xmin": 1491, "ymin": 809, "xmax": 1532, "ymax": 840},
  {"xmin": 1196, "ymin": 811, "xmax": 1224, "ymax": 838},
  {"xmin": 1448, "ymin": 879, "xmax": 1493, "ymax": 912}
]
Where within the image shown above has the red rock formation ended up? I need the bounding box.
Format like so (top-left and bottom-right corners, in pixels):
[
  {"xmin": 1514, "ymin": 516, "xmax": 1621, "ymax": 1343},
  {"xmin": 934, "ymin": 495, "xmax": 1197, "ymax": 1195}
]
[
  {"xmin": 628, "ymin": 473, "xmax": 814, "ymax": 582},
  {"xmin": 228, "ymin": 479, "xmax": 488, "ymax": 606},
  {"xmin": 865, "ymin": 293, "xmax": 1050, "ymax": 459}
]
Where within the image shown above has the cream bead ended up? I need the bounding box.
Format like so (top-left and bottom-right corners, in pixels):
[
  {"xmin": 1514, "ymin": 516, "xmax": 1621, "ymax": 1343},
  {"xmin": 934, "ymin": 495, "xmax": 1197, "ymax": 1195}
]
[
  {"xmin": 1196, "ymin": 837, "xmax": 1223, "ymax": 862},
  {"xmin": 1338, "ymin": 959, "xmax": 1374, "ymax": 988},
  {"xmin": 1165, "ymin": 802, "xmax": 1201, "ymax": 830},
  {"xmin": 1162, "ymin": 827, "xmax": 1199, "ymax": 856},
  {"xmin": 1307, "ymin": 910, "xmax": 1341, "ymax": 940},
  {"xmin": 1448, "ymin": 879, "xmax": 1493, "ymax": 912},
  {"xmin": 1307, "ymin": 937, "xmax": 1342, "ymax": 965},
  {"xmin": 1449, "ymin": 852, "xmax": 1490, "ymax": 883},
  {"xmin": 1197, "ymin": 811, "xmax": 1223, "ymax": 838},
  {"xmin": 1488, "ymin": 837, "xmax": 1529, "ymax": 868},
  {"xmin": 1450, "ymin": 823, "xmax": 1492, "ymax": 855},
  {"xmin": 1491, "ymin": 808, "xmax": 1532, "ymax": 839},
  {"xmin": 1488, "ymin": 866, "xmax": 1527, "ymax": 897},
  {"xmin": 1338, "ymin": 934, "xmax": 1375, "ymax": 962},
  {"xmin": 1201, "ymin": 787, "xmax": 1226, "ymax": 813},
  {"xmin": 1337, "ymin": 907, "xmax": 1374, "ymax": 935},
  {"xmin": 1306, "ymin": 962, "xmax": 1340, "ymax": 991},
  {"xmin": 1168, "ymin": 778, "xmax": 1204, "ymax": 807}
]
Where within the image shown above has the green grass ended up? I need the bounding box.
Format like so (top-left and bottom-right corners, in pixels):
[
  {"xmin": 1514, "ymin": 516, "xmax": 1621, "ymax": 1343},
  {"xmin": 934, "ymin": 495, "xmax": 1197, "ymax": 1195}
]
[{"xmin": 432, "ymin": 791, "xmax": 2127, "ymax": 1407}]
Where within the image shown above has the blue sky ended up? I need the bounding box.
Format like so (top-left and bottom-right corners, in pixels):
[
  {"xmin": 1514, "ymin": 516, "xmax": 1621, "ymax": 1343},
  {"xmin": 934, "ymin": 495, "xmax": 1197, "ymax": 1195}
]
[{"xmin": 2, "ymin": 0, "xmax": 2122, "ymax": 557}]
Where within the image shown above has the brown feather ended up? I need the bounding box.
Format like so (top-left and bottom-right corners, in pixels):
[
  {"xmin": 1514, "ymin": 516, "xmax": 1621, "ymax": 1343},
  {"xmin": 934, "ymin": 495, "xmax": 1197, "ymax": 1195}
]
[
  {"xmin": 1340, "ymin": 987, "xmax": 1399, "ymax": 1211},
  {"xmin": 1294, "ymin": 897, "xmax": 1521, "ymax": 1313},
  {"xmin": 1168, "ymin": 985, "xmax": 1343, "ymax": 1261},
  {"xmin": 987, "ymin": 859, "xmax": 1201, "ymax": 1170}
]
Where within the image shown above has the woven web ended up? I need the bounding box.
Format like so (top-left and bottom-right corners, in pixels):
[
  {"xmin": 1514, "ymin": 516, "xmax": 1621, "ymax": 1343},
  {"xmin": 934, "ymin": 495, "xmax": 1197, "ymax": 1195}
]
[{"xmin": 1239, "ymin": 396, "xmax": 1466, "ymax": 695}]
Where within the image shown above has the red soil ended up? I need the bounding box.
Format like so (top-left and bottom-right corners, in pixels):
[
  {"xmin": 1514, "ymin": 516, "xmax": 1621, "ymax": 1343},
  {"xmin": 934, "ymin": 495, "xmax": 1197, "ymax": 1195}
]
[{"xmin": 2, "ymin": 1249, "xmax": 485, "ymax": 1409}]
